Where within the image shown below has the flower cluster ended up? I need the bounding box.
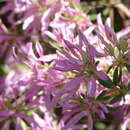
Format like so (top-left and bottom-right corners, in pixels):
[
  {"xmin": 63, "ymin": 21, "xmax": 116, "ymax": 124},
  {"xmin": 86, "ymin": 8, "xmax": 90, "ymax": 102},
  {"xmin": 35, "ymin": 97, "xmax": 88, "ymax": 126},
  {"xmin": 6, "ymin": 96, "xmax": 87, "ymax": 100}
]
[{"xmin": 0, "ymin": 0, "xmax": 130, "ymax": 130}]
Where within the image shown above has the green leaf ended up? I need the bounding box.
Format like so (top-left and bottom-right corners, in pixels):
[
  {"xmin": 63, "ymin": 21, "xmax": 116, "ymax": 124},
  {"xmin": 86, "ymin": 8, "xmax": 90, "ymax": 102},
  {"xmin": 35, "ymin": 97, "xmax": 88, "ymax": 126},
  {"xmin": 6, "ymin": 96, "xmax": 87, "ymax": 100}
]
[
  {"xmin": 126, "ymin": 83, "xmax": 130, "ymax": 91},
  {"xmin": 50, "ymin": 42, "xmax": 61, "ymax": 49},
  {"xmin": 103, "ymin": 8, "xmax": 109, "ymax": 16},
  {"xmin": 101, "ymin": 96, "xmax": 112, "ymax": 103},
  {"xmin": 98, "ymin": 79, "xmax": 115, "ymax": 88},
  {"xmin": 82, "ymin": 55, "xmax": 90, "ymax": 63},
  {"xmin": 43, "ymin": 39, "xmax": 61, "ymax": 50},
  {"xmin": 107, "ymin": 106, "xmax": 116, "ymax": 112},
  {"xmin": 96, "ymin": 90, "xmax": 113, "ymax": 103},
  {"xmin": 113, "ymin": 67, "xmax": 119, "ymax": 84},
  {"xmin": 0, "ymin": 65, "xmax": 9, "ymax": 76},
  {"xmin": 128, "ymin": 83, "xmax": 130, "ymax": 87},
  {"xmin": 97, "ymin": 90, "xmax": 107, "ymax": 100},
  {"xmin": 121, "ymin": 43, "xmax": 128, "ymax": 52},
  {"xmin": 127, "ymin": 123, "xmax": 130, "ymax": 130},
  {"xmin": 89, "ymin": 14, "xmax": 97, "ymax": 21},
  {"xmin": 113, "ymin": 67, "xmax": 122, "ymax": 84},
  {"xmin": 110, "ymin": 94, "xmax": 122, "ymax": 104},
  {"xmin": 73, "ymin": 3, "xmax": 82, "ymax": 10},
  {"xmin": 118, "ymin": 68, "xmax": 122, "ymax": 82},
  {"xmin": 126, "ymin": 65, "xmax": 130, "ymax": 73}
]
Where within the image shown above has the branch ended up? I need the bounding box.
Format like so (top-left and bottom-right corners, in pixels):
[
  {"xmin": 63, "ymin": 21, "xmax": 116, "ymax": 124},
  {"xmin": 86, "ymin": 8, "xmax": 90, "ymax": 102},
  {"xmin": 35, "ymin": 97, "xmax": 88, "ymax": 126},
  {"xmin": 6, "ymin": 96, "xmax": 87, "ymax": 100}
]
[{"xmin": 115, "ymin": 3, "xmax": 130, "ymax": 18}]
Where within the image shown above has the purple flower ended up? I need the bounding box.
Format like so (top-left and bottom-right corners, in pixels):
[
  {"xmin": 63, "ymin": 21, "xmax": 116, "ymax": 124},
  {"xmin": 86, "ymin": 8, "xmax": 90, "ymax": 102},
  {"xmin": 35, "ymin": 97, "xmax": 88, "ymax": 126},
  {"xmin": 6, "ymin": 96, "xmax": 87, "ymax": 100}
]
[
  {"xmin": 0, "ymin": 97, "xmax": 39, "ymax": 129},
  {"xmin": 51, "ymin": 31, "xmax": 110, "ymax": 129},
  {"xmin": 96, "ymin": 14, "xmax": 130, "ymax": 58},
  {"xmin": 54, "ymin": 31, "xmax": 108, "ymax": 101},
  {"xmin": 33, "ymin": 106, "xmax": 61, "ymax": 130},
  {"xmin": 60, "ymin": 94, "xmax": 108, "ymax": 130}
]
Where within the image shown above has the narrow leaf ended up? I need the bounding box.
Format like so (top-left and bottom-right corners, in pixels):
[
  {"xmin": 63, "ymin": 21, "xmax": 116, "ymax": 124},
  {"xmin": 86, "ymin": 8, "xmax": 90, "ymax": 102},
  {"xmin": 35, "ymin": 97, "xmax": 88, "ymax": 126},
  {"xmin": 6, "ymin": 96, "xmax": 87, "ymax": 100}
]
[
  {"xmin": 127, "ymin": 83, "xmax": 130, "ymax": 91},
  {"xmin": 97, "ymin": 90, "xmax": 107, "ymax": 100},
  {"xmin": 113, "ymin": 67, "xmax": 122, "ymax": 84},
  {"xmin": 98, "ymin": 79, "xmax": 115, "ymax": 88},
  {"xmin": 113, "ymin": 67, "xmax": 119, "ymax": 84},
  {"xmin": 110, "ymin": 94, "xmax": 122, "ymax": 104},
  {"xmin": 126, "ymin": 65, "xmax": 130, "ymax": 73},
  {"xmin": 107, "ymin": 106, "xmax": 116, "ymax": 112},
  {"xmin": 100, "ymin": 96, "xmax": 112, "ymax": 103}
]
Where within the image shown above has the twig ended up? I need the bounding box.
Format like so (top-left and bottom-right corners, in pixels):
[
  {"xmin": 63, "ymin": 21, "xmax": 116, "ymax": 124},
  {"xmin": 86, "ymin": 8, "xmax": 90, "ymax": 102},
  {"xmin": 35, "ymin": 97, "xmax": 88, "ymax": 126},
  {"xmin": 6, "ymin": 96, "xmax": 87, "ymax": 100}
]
[
  {"xmin": 115, "ymin": 3, "xmax": 130, "ymax": 18},
  {"xmin": 109, "ymin": 0, "xmax": 114, "ymax": 28},
  {"xmin": 80, "ymin": 1, "xmax": 121, "ymax": 13}
]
